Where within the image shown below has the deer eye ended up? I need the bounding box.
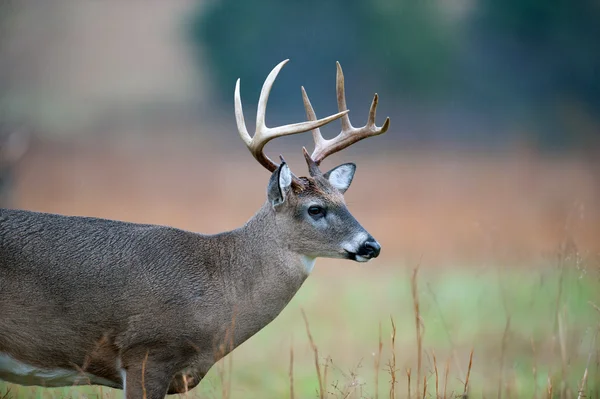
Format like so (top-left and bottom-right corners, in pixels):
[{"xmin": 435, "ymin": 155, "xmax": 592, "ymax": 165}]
[{"xmin": 307, "ymin": 206, "xmax": 325, "ymax": 218}]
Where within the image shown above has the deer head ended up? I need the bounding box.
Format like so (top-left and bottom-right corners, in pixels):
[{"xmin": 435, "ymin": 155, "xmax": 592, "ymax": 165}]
[{"xmin": 235, "ymin": 59, "xmax": 389, "ymax": 263}]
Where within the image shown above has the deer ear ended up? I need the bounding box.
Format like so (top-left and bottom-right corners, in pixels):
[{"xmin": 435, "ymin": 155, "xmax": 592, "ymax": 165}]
[
  {"xmin": 267, "ymin": 162, "xmax": 293, "ymax": 207},
  {"xmin": 324, "ymin": 163, "xmax": 356, "ymax": 194}
]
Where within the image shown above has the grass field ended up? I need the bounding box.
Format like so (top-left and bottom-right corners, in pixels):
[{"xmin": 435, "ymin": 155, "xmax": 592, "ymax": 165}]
[
  {"xmin": 2, "ymin": 145, "xmax": 599, "ymax": 398},
  {"xmin": 2, "ymin": 256, "xmax": 598, "ymax": 398}
]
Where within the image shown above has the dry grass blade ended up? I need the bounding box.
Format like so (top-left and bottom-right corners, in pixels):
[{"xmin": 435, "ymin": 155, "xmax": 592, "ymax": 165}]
[
  {"xmin": 142, "ymin": 351, "xmax": 149, "ymax": 399},
  {"xmin": 406, "ymin": 368, "xmax": 412, "ymax": 399},
  {"xmin": 432, "ymin": 350, "xmax": 439, "ymax": 398},
  {"xmin": 215, "ymin": 314, "xmax": 236, "ymax": 399},
  {"xmin": 577, "ymin": 368, "xmax": 589, "ymax": 399},
  {"xmin": 375, "ymin": 321, "xmax": 383, "ymax": 399},
  {"xmin": 547, "ymin": 375, "xmax": 553, "ymax": 399},
  {"xmin": 531, "ymin": 338, "xmax": 538, "ymax": 399},
  {"xmin": 423, "ymin": 375, "xmax": 428, "ymax": 399},
  {"xmin": 182, "ymin": 374, "xmax": 189, "ymax": 398},
  {"xmin": 577, "ymin": 327, "xmax": 598, "ymax": 399},
  {"xmin": 226, "ymin": 308, "xmax": 238, "ymax": 399},
  {"xmin": 0, "ymin": 388, "xmax": 11, "ymax": 399},
  {"xmin": 427, "ymin": 282, "xmax": 465, "ymax": 378},
  {"xmin": 290, "ymin": 337, "xmax": 295, "ymax": 399},
  {"xmin": 443, "ymin": 358, "xmax": 450, "ymax": 399},
  {"xmin": 557, "ymin": 308, "xmax": 568, "ymax": 398},
  {"xmin": 552, "ymin": 259, "xmax": 567, "ymax": 399},
  {"xmin": 389, "ymin": 316, "xmax": 397, "ymax": 399},
  {"xmin": 302, "ymin": 309, "xmax": 324, "ymax": 399},
  {"xmin": 411, "ymin": 265, "xmax": 423, "ymax": 397},
  {"xmin": 323, "ymin": 356, "xmax": 330, "ymax": 399},
  {"xmin": 463, "ymin": 348, "xmax": 474, "ymax": 397},
  {"xmin": 498, "ymin": 316, "xmax": 511, "ymax": 399}
]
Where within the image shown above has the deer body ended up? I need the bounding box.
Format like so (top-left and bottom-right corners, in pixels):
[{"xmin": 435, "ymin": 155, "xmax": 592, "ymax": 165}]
[
  {"xmin": 0, "ymin": 202, "xmax": 314, "ymax": 391},
  {"xmin": 0, "ymin": 60, "xmax": 389, "ymax": 398}
]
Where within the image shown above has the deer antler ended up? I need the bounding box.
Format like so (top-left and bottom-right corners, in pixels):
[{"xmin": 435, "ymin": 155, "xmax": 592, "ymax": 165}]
[
  {"xmin": 235, "ymin": 59, "xmax": 348, "ymax": 178},
  {"xmin": 301, "ymin": 61, "xmax": 390, "ymax": 170}
]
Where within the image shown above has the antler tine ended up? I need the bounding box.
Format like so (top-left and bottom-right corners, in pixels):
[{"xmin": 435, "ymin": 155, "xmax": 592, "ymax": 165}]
[
  {"xmin": 235, "ymin": 78, "xmax": 252, "ymax": 146},
  {"xmin": 300, "ymin": 86, "xmax": 326, "ymax": 155},
  {"xmin": 308, "ymin": 61, "xmax": 391, "ymax": 165},
  {"xmin": 336, "ymin": 61, "xmax": 353, "ymax": 132},
  {"xmin": 234, "ymin": 59, "xmax": 349, "ymax": 174},
  {"xmin": 300, "ymin": 87, "xmax": 327, "ymax": 177}
]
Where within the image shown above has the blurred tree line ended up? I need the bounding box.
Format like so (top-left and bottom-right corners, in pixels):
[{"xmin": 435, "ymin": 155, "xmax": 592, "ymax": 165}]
[
  {"xmin": 189, "ymin": 0, "xmax": 600, "ymax": 150},
  {"xmin": 0, "ymin": 0, "xmax": 22, "ymax": 128},
  {"xmin": 0, "ymin": 0, "xmax": 13, "ymax": 116}
]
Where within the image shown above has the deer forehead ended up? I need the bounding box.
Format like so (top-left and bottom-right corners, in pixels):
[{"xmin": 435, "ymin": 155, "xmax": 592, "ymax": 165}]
[
  {"xmin": 297, "ymin": 190, "xmax": 345, "ymax": 208},
  {"xmin": 295, "ymin": 177, "xmax": 346, "ymax": 205}
]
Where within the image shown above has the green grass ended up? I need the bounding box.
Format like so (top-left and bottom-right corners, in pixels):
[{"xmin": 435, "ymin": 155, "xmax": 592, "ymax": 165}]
[{"xmin": 2, "ymin": 259, "xmax": 598, "ymax": 398}]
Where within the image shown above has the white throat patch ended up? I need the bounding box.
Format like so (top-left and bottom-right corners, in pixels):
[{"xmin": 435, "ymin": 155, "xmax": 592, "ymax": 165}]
[{"xmin": 301, "ymin": 256, "xmax": 317, "ymax": 274}]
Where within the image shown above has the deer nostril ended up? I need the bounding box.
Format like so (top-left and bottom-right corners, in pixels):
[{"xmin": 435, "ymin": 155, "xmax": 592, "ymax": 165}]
[{"xmin": 363, "ymin": 240, "xmax": 381, "ymax": 258}]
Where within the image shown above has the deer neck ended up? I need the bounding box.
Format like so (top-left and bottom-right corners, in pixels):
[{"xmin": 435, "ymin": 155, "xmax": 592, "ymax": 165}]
[
  {"xmin": 236, "ymin": 201, "xmax": 312, "ymax": 279},
  {"xmin": 216, "ymin": 202, "xmax": 311, "ymax": 318}
]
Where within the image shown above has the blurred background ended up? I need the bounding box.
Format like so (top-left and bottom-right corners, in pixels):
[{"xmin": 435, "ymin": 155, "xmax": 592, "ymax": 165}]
[
  {"xmin": 1, "ymin": 0, "xmax": 599, "ymax": 397},
  {"xmin": 1, "ymin": 0, "xmax": 598, "ymax": 262}
]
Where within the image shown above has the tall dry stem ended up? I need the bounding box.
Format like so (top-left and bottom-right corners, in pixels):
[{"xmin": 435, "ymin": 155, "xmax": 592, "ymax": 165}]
[
  {"xmin": 532, "ymin": 338, "xmax": 538, "ymax": 399},
  {"xmin": 214, "ymin": 308, "xmax": 238, "ymax": 399},
  {"xmin": 553, "ymin": 254, "xmax": 567, "ymax": 399},
  {"xmin": 427, "ymin": 282, "xmax": 464, "ymax": 379},
  {"xmin": 406, "ymin": 368, "xmax": 411, "ymax": 399},
  {"xmin": 182, "ymin": 374, "xmax": 189, "ymax": 398},
  {"xmin": 577, "ymin": 327, "xmax": 598, "ymax": 399},
  {"xmin": 375, "ymin": 321, "xmax": 383, "ymax": 399},
  {"xmin": 547, "ymin": 375, "xmax": 554, "ymax": 399},
  {"xmin": 498, "ymin": 316, "xmax": 511, "ymax": 399},
  {"xmin": 576, "ymin": 368, "xmax": 589, "ymax": 399},
  {"xmin": 389, "ymin": 316, "xmax": 397, "ymax": 399},
  {"xmin": 323, "ymin": 356, "xmax": 330, "ymax": 398},
  {"xmin": 302, "ymin": 309, "xmax": 324, "ymax": 399},
  {"xmin": 411, "ymin": 266, "xmax": 423, "ymax": 397},
  {"xmin": 141, "ymin": 351, "xmax": 149, "ymax": 399},
  {"xmin": 432, "ymin": 349, "xmax": 439, "ymax": 398},
  {"xmin": 225, "ymin": 310, "xmax": 236, "ymax": 399},
  {"xmin": 463, "ymin": 348, "xmax": 473, "ymax": 398},
  {"xmin": 443, "ymin": 358, "xmax": 450, "ymax": 399},
  {"xmin": 558, "ymin": 308, "xmax": 568, "ymax": 399}
]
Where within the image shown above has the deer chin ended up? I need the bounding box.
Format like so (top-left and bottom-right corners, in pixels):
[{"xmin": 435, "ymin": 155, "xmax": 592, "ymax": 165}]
[{"xmin": 344, "ymin": 250, "xmax": 372, "ymax": 263}]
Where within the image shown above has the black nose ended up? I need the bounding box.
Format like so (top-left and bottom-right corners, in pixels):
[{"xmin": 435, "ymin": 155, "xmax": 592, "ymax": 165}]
[{"xmin": 361, "ymin": 239, "xmax": 381, "ymax": 258}]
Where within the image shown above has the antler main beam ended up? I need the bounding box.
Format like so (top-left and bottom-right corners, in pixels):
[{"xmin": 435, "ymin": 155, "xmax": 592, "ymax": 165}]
[
  {"xmin": 235, "ymin": 59, "xmax": 348, "ymax": 173},
  {"xmin": 302, "ymin": 61, "xmax": 390, "ymax": 166}
]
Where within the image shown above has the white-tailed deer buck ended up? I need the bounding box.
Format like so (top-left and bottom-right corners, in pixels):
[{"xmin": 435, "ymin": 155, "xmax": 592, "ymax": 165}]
[{"xmin": 0, "ymin": 60, "xmax": 389, "ymax": 398}]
